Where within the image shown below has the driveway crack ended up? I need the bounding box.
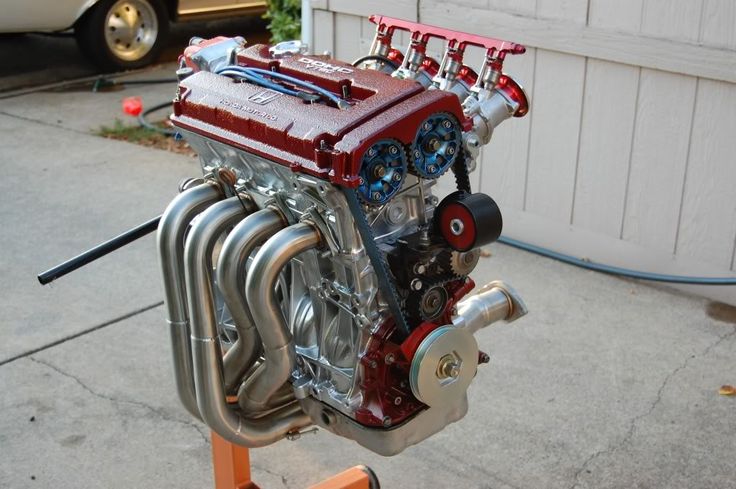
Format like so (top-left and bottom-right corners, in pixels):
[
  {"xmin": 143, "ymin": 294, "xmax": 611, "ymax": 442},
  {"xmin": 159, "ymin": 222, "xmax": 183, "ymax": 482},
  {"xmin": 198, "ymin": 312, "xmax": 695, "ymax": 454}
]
[
  {"xmin": 28, "ymin": 356, "xmax": 210, "ymax": 445},
  {"xmin": 0, "ymin": 301, "xmax": 163, "ymax": 367},
  {"xmin": 252, "ymin": 464, "xmax": 291, "ymax": 488},
  {"xmin": 0, "ymin": 110, "xmax": 91, "ymax": 136},
  {"xmin": 569, "ymin": 325, "xmax": 736, "ymax": 489}
]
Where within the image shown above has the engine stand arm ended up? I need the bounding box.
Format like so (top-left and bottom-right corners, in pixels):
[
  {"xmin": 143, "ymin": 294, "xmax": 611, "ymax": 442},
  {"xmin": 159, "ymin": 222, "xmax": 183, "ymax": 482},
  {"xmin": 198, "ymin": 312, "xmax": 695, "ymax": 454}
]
[
  {"xmin": 211, "ymin": 431, "xmax": 258, "ymax": 489},
  {"xmin": 210, "ymin": 431, "xmax": 378, "ymax": 489}
]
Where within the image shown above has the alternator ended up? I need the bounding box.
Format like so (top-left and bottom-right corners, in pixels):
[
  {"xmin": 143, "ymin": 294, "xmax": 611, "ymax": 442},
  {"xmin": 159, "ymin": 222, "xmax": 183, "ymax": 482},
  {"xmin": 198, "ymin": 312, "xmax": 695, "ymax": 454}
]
[{"xmin": 158, "ymin": 15, "xmax": 529, "ymax": 456}]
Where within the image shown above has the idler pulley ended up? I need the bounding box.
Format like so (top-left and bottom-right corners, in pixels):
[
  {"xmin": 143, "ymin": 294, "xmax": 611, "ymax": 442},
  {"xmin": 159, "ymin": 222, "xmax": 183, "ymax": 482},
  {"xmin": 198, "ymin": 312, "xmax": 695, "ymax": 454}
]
[{"xmin": 435, "ymin": 190, "xmax": 503, "ymax": 252}]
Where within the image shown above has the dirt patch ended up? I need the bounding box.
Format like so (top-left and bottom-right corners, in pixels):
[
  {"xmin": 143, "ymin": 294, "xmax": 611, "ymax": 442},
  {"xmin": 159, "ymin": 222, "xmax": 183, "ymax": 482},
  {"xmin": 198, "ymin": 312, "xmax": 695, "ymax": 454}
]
[
  {"xmin": 706, "ymin": 301, "xmax": 736, "ymax": 324},
  {"xmin": 96, "ymin": 119, "xmax": 196, "ymax": 157}
]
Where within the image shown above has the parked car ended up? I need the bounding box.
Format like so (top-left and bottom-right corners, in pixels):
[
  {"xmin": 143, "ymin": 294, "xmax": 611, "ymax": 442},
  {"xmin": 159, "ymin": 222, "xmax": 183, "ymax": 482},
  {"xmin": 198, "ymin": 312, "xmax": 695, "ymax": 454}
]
[{"xmin": 0, "ymin": 0, "xmax": 266, "ymax": 70}]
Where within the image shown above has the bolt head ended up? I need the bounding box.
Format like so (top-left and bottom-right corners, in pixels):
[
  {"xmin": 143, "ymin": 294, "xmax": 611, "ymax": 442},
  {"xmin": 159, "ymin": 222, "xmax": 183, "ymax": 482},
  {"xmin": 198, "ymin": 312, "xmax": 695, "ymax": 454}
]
[
  {"xmin": 392, "ymin": 172, "xmax": 402, "ymax": 182},
  {"xmin": 414, "ymin": 150, "xmax": 421, "ymax": 158},
  {"xmin": 382, "ymin": 416, "xmax": 392, "ymax": 427},
  {"xmin": 450, "ymin": 218, "xmax": 464, "ymax": 236},
  {"xmin": 443, "ymin": 119, "xmax": 452, "ymax": 128},
  {"xmin": 448, "ymin": 364, "xmax": 460, "ymax": 378},
  {"xmin": 437, "ymin": 354, "xmax": 461, "ymax": 380},
  {"xmin": 367, "ymin": 148, "xmax": 377, "ymax": 157},
  {"xmin": 373, "ymin": 165, "xmax": 386, "ymax": 178},
  {"xmin": 411, "ymin": 278, "xmax": 423, "ymax": 291},
  {"xmin": 389, "ymin": 145, "xmax": 399, "ymax": 155},
  {"xmin": 447, "ymin": 146, "xmax": 455, "ymax": 155},
  {"xmin": 423, "ymin": 122, "xmax": 432, "ymax": 131},
  {"xmin": 372, "ymin": 191, "xmax": 382, "ymax": 201}
]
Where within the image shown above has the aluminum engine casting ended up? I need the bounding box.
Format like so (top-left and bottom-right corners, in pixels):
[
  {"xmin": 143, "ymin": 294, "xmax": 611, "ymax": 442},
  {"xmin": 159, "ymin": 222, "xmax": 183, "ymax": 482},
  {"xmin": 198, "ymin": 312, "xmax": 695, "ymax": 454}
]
[{"xmin": 158, "ymin": 15, "xmax": 529, "ymax": 456}]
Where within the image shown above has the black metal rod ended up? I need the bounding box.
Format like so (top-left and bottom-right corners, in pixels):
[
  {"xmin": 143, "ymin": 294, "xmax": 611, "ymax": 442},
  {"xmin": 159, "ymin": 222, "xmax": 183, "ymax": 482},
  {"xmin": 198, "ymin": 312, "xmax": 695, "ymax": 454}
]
[{"xmin": 38, "ymin": 215, "xmax": 162, "ymax": 285}]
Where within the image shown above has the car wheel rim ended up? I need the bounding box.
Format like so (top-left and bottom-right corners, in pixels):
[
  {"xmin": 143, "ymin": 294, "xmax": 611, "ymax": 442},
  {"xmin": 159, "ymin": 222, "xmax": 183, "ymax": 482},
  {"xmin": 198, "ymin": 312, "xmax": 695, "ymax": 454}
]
[{"xmin": 104, "ymin": 0, "xmax": 158, "ymax": 62}]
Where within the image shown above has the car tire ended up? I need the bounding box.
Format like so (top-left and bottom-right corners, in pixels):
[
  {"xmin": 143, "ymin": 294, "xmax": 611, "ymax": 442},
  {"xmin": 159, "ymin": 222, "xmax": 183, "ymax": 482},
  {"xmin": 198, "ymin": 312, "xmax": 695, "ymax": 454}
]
[{"xmin": 75, "ymin": 0, "xmax": 169, "ymax": 71}]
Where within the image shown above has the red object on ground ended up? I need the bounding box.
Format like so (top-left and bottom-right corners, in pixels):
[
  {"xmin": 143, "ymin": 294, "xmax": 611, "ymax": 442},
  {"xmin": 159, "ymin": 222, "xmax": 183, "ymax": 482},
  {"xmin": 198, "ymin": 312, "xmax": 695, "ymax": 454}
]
[{"xmin": 122, "ymin": 96, "xmax": 143, "ymax": 116}]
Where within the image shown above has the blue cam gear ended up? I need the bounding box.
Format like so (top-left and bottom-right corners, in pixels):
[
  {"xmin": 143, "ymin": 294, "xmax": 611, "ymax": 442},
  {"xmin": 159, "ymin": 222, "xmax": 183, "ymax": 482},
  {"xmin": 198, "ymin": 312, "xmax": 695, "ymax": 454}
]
[
  {"xmin": 411, "ymin": 113, "xmax": 461, "ymax": 179},
  {"xmin": 357, "ymin": 139, "xmax": 407, "ymax": 206}
]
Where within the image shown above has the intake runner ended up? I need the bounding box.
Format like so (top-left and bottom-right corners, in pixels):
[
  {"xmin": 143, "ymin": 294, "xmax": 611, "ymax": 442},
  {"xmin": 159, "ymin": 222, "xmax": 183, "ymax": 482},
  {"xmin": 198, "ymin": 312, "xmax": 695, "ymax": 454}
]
[{"xmin": 159, "ymin": 15, "xmax": 529, "ymax": 456}]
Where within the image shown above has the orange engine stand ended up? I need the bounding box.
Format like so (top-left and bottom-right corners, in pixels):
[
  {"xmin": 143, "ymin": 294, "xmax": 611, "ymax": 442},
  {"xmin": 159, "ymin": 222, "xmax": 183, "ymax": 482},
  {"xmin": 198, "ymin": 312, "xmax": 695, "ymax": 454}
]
[{"xmin": 210, "ymin": 431, "xmax": 379, "ymax": 489}]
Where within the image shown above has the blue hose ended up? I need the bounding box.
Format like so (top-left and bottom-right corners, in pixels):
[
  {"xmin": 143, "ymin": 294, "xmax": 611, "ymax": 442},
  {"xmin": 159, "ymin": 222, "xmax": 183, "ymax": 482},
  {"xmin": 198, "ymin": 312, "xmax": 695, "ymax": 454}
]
[
  {"xmin": 244, "ymin": 67, "xmax": 347, "ymax": 107},
  {"xmin": 216, "ymin": 68, "xmax": 302, "ymax": 97},
  {"xmin": 497, "ymin": 236, "xmax": 736, "ymax": 285},
  {"xmin": 216, "ymin": 66, "xmax": 349, "ymax": 108}
]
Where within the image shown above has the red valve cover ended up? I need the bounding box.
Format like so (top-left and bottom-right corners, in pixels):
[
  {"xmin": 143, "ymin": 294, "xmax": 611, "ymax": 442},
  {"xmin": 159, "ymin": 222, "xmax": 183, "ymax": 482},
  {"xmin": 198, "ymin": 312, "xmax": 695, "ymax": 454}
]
[{"xmin": 171, "ymin": 43, "xmax": 465, "ymax": 187}]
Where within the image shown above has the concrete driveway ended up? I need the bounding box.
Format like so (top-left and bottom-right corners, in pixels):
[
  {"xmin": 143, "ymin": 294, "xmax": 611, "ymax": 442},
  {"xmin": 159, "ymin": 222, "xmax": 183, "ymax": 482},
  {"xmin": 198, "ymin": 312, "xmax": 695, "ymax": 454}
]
[{"xmin": 1, "ymin": 59, "xmax": 735, "ymax": 488}]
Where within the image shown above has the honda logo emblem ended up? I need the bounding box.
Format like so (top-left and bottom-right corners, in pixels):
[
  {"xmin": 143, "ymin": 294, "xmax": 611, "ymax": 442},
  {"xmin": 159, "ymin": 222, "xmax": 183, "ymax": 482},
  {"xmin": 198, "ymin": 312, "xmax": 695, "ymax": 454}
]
[{"xmin": 248, "ymin": 89, "xmax": 281, "ymax": 105}]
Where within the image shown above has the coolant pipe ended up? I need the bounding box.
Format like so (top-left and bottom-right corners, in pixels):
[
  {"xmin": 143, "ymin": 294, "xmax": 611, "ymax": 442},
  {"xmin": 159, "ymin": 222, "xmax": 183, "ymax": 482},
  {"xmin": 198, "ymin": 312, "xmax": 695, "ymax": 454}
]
[
  {"xmin": 158, "ymin": 181, "xmax": 223, "ymax": 420},
  {"xmin": 239, "ymin": 222, "xmax": 322, "ymax": 411},
  {"xmin": 216, "ymin": 208, "xmax": 287, "ymax": 392},
  {"xmin": 452, "ymin": 280, "xmax": 528, "ymax": 334},
  {"xmin": 185, "ymin": 199, "xmax": 311, "ymax": 446}
]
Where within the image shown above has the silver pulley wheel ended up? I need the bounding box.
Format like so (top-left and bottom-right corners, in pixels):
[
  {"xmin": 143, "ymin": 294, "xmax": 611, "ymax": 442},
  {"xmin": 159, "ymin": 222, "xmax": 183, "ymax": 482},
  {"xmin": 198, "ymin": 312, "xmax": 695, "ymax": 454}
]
[
  {"xmin": 104, "ymin": 0, "xmax": 158, "ymax": 61},
  {"xmin": 409, "ymin": 326, "xmax": 478, "ymax": 407}
]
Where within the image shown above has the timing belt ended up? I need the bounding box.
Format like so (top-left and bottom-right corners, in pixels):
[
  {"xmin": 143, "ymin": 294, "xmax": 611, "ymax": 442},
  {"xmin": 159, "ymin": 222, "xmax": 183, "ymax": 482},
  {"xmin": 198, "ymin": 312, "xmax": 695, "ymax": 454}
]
[
  {"xmin": 451, "ymin": 148, "xmax": 472, "ymax": 193},
  {"xmin": 342, "ymin": 187, "xmax": 411, "ymax": 337}
]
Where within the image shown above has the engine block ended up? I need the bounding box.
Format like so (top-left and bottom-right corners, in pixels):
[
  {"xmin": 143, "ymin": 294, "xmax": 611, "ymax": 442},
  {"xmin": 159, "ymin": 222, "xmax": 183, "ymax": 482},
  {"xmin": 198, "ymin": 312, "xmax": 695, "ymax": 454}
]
[{"xmin": 158, "ymin": 16, "xmax": 529, "ymax": 456}]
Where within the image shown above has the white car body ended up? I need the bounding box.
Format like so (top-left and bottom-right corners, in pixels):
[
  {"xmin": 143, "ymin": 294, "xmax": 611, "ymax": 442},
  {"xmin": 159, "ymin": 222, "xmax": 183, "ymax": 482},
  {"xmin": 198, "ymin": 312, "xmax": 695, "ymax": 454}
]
[
  {"xmin": 0, "ymin": 0, "xmax": 100, "ymax": 32},
  {"xmin": 0, "ymin": 0, "xmax": 266, "ymax": 69},
  {"xmin": 0, "ymin": 0, "xmax": 265, "ymax": 33}
]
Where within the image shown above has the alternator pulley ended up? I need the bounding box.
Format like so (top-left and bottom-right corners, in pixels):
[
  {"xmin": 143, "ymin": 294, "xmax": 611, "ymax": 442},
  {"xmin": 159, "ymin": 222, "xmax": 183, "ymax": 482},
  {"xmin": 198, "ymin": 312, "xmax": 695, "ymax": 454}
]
[{"xmin": 409, "ymin": 326, "xmax": 478, "ymax": 407}]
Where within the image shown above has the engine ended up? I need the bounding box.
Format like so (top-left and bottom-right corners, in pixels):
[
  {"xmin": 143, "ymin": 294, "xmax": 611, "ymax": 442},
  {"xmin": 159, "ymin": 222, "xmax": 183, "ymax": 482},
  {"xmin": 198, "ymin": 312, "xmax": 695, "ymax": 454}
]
[{"xmin": 158, "ymin": 15, "xmax": 529, "ymax": 456}]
